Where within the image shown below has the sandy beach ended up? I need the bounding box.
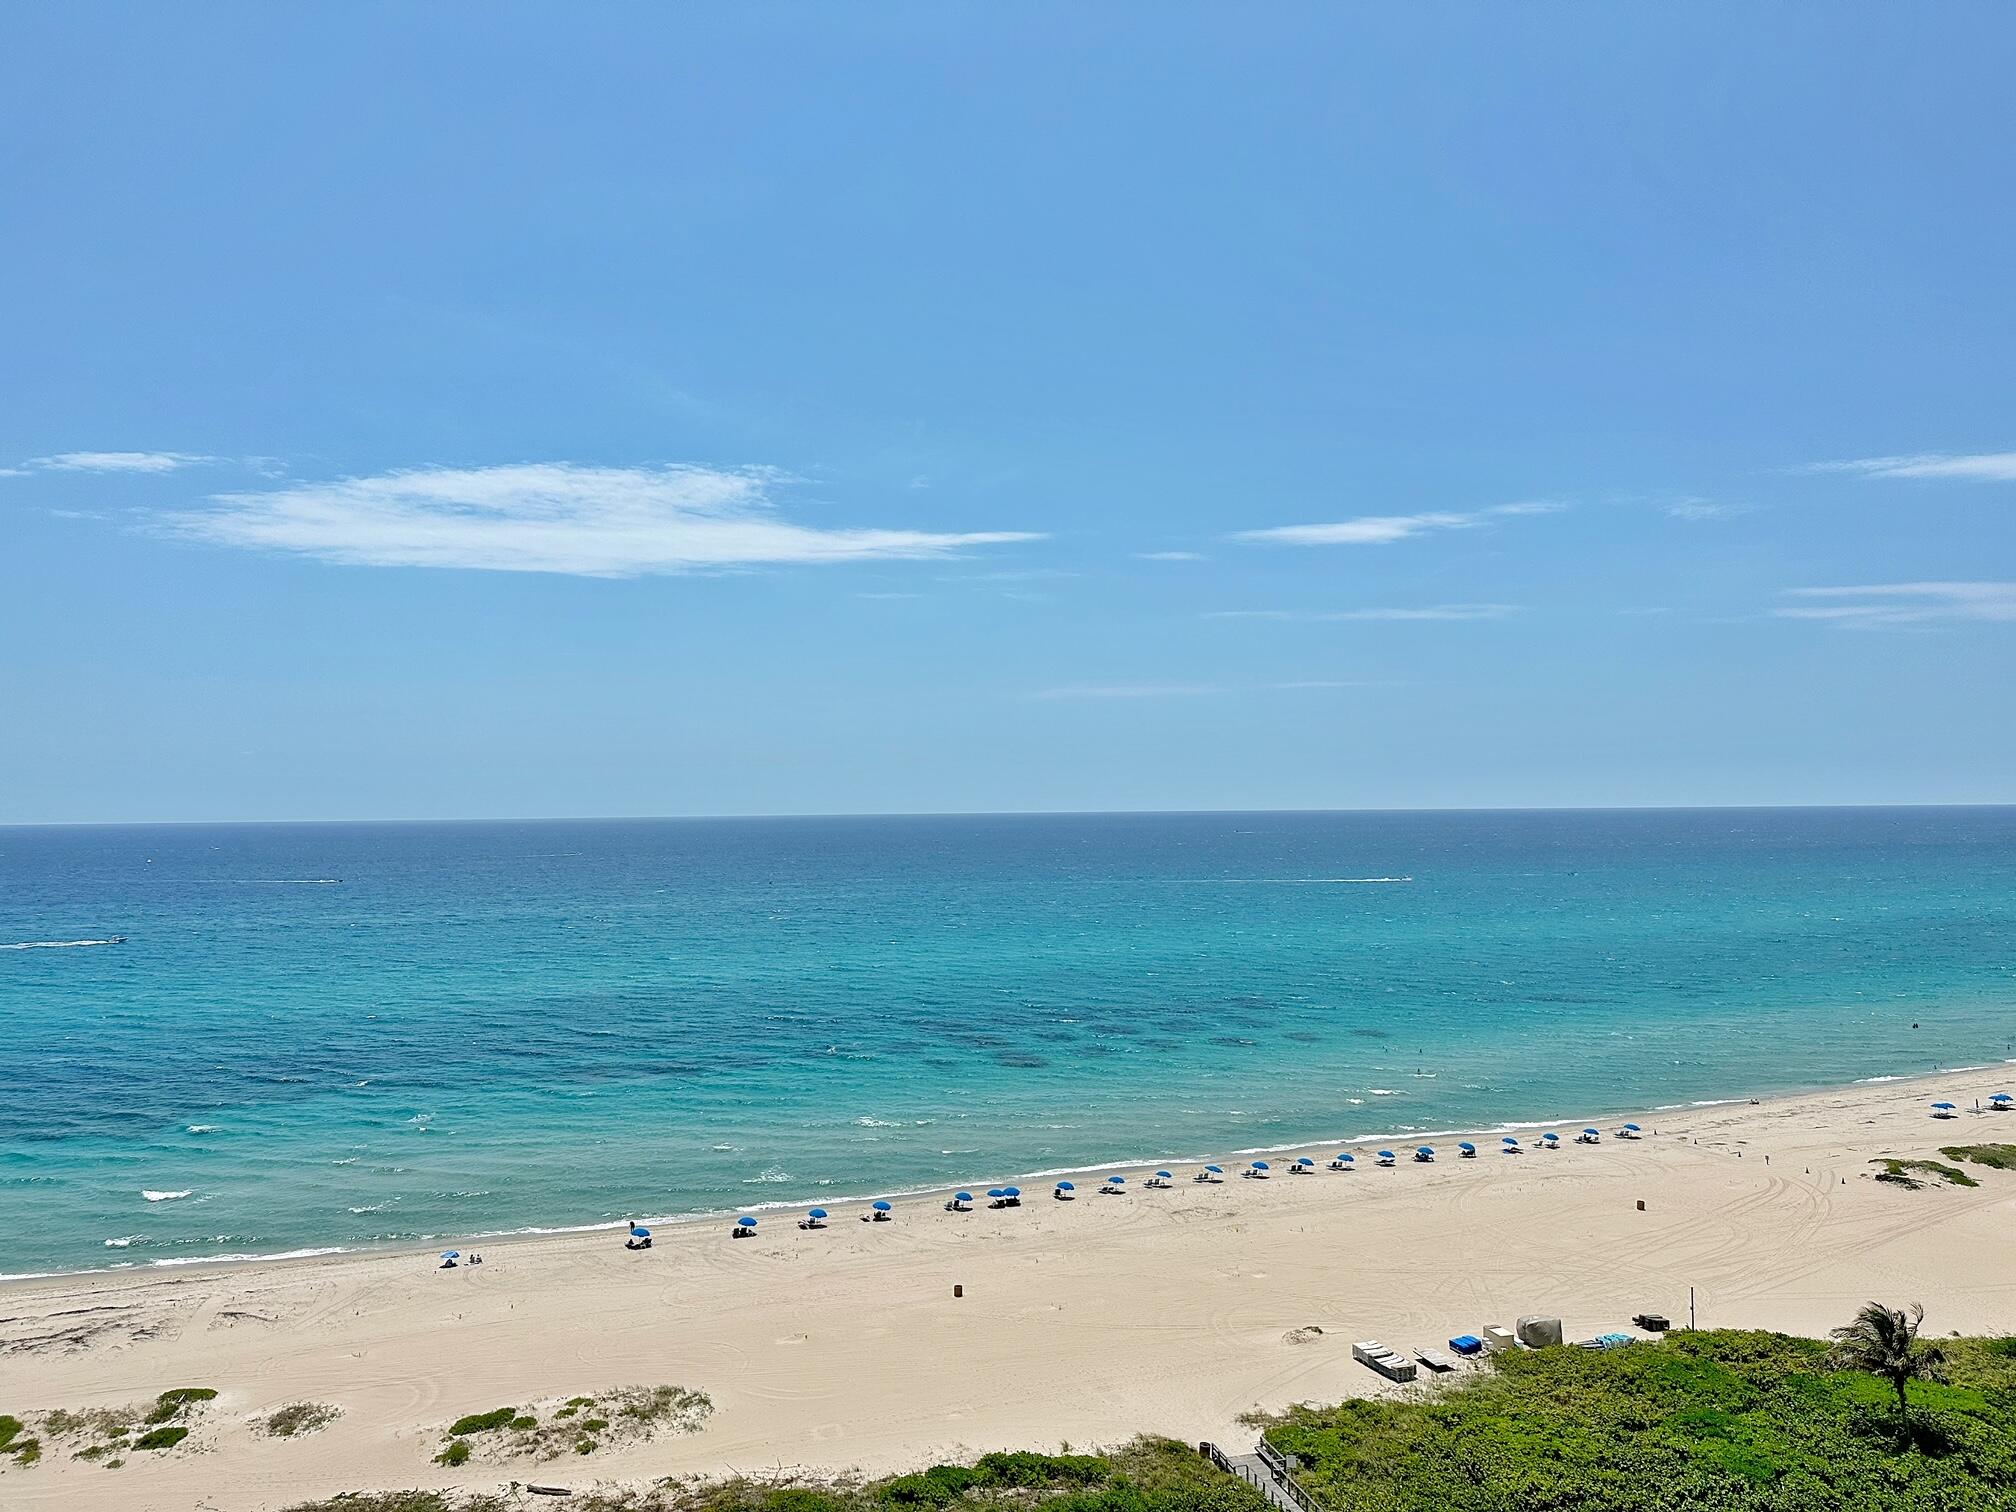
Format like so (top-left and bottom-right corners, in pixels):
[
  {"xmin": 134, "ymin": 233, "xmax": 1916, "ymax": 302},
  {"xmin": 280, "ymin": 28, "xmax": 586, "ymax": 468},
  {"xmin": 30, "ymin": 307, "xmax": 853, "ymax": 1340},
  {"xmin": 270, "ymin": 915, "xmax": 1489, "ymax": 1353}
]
[{"xmin": 4, "ymin": 1066, "xmax": 2015, "ymax": 1511}]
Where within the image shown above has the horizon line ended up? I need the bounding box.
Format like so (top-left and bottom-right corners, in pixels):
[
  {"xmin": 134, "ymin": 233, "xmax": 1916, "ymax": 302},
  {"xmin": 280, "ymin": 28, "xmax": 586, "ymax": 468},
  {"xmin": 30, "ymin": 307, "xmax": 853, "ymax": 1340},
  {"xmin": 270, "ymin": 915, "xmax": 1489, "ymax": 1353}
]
[{"xmin": 5, "ymin": 800, "xmax": 2015, "ymax": 830}]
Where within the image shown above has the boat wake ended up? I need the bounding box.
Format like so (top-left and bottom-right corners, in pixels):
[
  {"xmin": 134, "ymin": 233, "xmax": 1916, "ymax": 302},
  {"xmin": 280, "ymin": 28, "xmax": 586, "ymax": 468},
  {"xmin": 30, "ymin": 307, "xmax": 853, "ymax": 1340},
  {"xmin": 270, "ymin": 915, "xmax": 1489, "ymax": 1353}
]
[{"xmin": 2, "ymin": 937, "xmax": 125, "ymax": 950}]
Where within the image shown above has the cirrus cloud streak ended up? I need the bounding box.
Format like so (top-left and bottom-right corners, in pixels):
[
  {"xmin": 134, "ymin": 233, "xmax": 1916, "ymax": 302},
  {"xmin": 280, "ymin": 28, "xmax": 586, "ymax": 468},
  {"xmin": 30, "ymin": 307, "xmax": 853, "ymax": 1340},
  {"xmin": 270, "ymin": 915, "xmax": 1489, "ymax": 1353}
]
[{"xmin": 167, "ymin": 463, "xmax": 1045, "ymax": 576}]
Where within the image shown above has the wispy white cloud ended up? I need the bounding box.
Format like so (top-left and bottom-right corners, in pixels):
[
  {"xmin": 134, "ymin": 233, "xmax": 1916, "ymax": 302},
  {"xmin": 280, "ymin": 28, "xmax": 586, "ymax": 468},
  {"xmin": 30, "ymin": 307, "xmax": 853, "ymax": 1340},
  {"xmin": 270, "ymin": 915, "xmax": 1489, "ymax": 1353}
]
[
  {"xmin": 166, "ymin": 462, "xmax": 1045, "ymax": 577},
  {"xmin": 1134, "ymin": 550, "xmax": 1208, "ymax": 562},
  {"xmin": 32, "ymin": 450, "xmax": 213, "ymax": 473},
  {"xmin": 1207, "ymin": 604, "xmax": 1518, "ymax": 622},
  {"xmin": 1665, "ymin": 497, "xmax": 1748, "ymax": 521},
  {"xmin": 1231, "ymin": 501, "xmax": 1564, "ymax": 548},
  {"xmin": 1033, "ymin": 683, "xmax": 1221, "ymax": 699},
  {"xmin": 1776, "ymin": 582, "xmax": 2016, "ymax": 627},
  {"xmin": 1805, "ymin": 452, "xmax": 2016, "ymax": 481}
]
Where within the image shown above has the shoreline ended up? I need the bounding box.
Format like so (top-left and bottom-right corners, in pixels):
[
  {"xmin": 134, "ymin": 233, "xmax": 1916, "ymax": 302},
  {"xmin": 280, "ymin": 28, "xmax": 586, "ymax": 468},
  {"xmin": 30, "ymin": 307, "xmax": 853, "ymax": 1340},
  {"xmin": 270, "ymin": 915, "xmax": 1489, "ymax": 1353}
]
[
  {"xmin": 5, "ymin": 1061, "xmax": 2015, "ymax": 1511},
  {"xmin": 5, "ymin": 1056, "xmax": 2010, "ymax": 1290}
]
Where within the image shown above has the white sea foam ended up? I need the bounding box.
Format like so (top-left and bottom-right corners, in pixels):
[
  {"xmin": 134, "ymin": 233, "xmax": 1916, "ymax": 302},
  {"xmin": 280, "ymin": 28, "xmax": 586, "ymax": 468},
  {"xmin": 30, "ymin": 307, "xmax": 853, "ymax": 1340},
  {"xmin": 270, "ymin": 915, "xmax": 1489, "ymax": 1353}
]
[
  {"xmin": 1855, "ymin": 1075, "xmax": 1906, "ymax": 1084},
  {"xmin": 186, "ymin": 1124, "xmax": 220, "ymax": 1134},
  {"xmin": 1, "ymin": 938, "xmax": 124, "ymax": 950},
  {"xmin": 142, "ymin": 1189, "xmax": 192, "ymax": 1202},
  {"xmin": 742, "ymin": 1167, "xmax": 790, "ymax": 1184},
  {"xmin": 103, "ymin": 1236, "xmax": 138, "ymax": 1248},
  {"xmin": 710, "ymin": 1143, "xmax": 740, "ymax": 1152},
  {"xmin": 1369, "ymin": 1089, "xmax": 1398, "ymax": 1096},
  {"xmin": 854, "ymin": 1116, "xmax": 903, "ymax": 1128},
  {"xmin": 150, "ymin": 1246, "xmax": 348, "ymax": 1268}
]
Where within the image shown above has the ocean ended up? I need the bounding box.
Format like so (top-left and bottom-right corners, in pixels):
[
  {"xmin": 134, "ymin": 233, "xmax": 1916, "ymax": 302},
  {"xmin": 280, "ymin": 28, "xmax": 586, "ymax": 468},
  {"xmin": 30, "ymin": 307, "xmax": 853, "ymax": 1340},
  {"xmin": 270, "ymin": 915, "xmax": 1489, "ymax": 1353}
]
[{"xmin": 4, "ymin": 808, "xmax": 2014, "ymax": 1279}]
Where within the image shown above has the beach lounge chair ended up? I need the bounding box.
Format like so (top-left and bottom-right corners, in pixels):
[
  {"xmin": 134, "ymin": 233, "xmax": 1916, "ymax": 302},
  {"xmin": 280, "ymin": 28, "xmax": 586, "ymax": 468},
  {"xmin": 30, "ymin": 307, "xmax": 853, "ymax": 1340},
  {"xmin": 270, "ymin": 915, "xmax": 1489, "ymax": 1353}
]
[
  {"xmin": 1931, "ymin": 1102, "xmax": 1958, "ymax": 1119},
  {"xmin": 1003, "ymin": 1187, "xmax": 1023, "ymax": 1206},
  {"xmin": 865, "ymin": 1200, "xmax": 894, "ymax": 1221},
  {"xmin": 1145, "ymin": 1170, "xmax": 1174, "ymax": 1188},
  {"xmin": 1054, "ymin": 1181, "xmax": 1077, "ymax": 1200},
  {"xmin": 1194, "ymin": 1164, "xmax": 1225, "ymax": 1183},
  {"xmin": 1501, "ymin": 1137, "xmax": 1522, "ymax": 1154},
  {"xmin": 944, "ymin": 1192, "xmax": 973, "ymax": 1212},
  {"xmin": 1617, "ymin": 1123, "xmax": 1642, "ymax": 1139},
  {"xmin": 1099, "ymin": 1175, "xmax": 1126, "ymax": 1194},
  {"xmin": 799, "ymin": 1207, "xmax": 829, "ymax": 1229},
  {"xmin": 1243, "ymin": 1161, "xmax": 1272, "ymax": 1179},
  {"xmin": 1413, "ymin": 1146, "xmax": 1435, "ymax": 1162},
  {"xmin": 1289, "ymin": 1157, "xmax": 1316, "ymax": 1174},
  {"xmin": 1415, "ymin": 1347, "xmax": 1459, "ymax": 1372},
  {"xmin": 1350, "ymin": 1340, "xmax": 1418, "ymax": 1382},
  {"xmin": 732, "ymin": 1216, "xmax": 758, "ymax": 1238},
  {"xmin": 1457, "ymin": 1142, "xmax": 1477, "ymax": 1158},
  {"xmin": 1327, "ymin": 1153, "xmax": 1354, "ymax": 1170},
  {"xmin": 1576, "ymin": 1128, "xmax": 1601, "ymax": 1145},
  {"xmin": 1540, "ymin": 1133, "xmax": 1561, "ymax": 1150},
  {"xmin": 1375, "ymin": 1150, "xmax": 1396, "ymax": 1167}
]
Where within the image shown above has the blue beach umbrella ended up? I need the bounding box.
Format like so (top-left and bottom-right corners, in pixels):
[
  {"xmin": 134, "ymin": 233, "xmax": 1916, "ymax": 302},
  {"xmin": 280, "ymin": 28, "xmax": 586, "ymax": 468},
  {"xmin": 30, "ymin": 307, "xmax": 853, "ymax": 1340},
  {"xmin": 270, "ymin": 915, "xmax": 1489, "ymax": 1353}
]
[
  {"xmin": 1457, "ymin": 1142, "xmax": 1476, "ymax": 1153},
  {"xmin": 1502, "ymin": 1137, "xmax": 1519, "ymax": 1145},
  {"xmin": 1003, "ymin": 1186, "xmax": 1021, "ymax": 1197},
  {"xmin": 1204, "ymin": 1164, "xmax": 1223, "ymax": 1173},
  {"xmin": 1154, "ymin": 1170, "xmax": 1173, "ymax": 1179},
  {"xmin": 1583, "ymin": 1127, "xmax": 1600, "ymax": 1136},
  {"xmin": 807, "ymin": 1208, "xmax": 828, "ymax": 1220},
  {"xmin": 631, "ymin": 1226, "xmax": 651, "ymax": 1238},
  {"xmin": 1932, "ymin": 1102, "xmax": 1957, "ymax": 1110},
  {"xmin": 954, "ymin": 1192, "xmax": 972, "ymax": 1203},
  {"xmin": 1337, "ymin": 1152, "xmax": 1355, "ymax": 1163},
  {"xmin": 1251, "ymin": 1161, "xmax": 1271, "ymax": 1171},
  {"xmin": 1107, "ymin": 1174, "xmax": 1125, "ymax": 1184},
  {"xmin": 737, "ymin": 1215, "xmax": 758, "ymax": 1227},
  {"xmin": 1295, "ymin": 1157, "xmax": 1315, "ymax": 1167},
  {"xmin": 872, "ymin": 1200, "xmax": 893, "ymax": 1211},
  {"xmin": 1993, "ymin": 1093, "xmax": 2012, "ymax": 1101},
  {"xmin": 1377, "ymin": 1150, "xmax": 1395, "ymax": 1160},
  {"xmin": 1417, "ymin": 1146, "xmax": 1434, "ymax": 1155},
  {"xmin": 1622, "ymin": 1123, "xmax": 1642, "ymax": 1132},
  {"xmin": 1056, "ymin": 1180, "xmax": 1075, "ymax": 1191},
  {"xmin": 440, "ymin": 1250, "xmax": 460, "ymax": 1259},
  {"xmin": 986, "ymin": 1188, "xmax": 1005, "ymax": 1198}
]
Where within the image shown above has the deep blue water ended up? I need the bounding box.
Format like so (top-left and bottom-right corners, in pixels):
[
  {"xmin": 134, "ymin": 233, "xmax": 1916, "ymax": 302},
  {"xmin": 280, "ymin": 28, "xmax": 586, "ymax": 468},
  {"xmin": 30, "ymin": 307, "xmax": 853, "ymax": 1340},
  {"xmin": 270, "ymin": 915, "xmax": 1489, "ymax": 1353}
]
[{"xmin": 4, "ymin": 809, "xmax": 2014, "ymax": 1277}]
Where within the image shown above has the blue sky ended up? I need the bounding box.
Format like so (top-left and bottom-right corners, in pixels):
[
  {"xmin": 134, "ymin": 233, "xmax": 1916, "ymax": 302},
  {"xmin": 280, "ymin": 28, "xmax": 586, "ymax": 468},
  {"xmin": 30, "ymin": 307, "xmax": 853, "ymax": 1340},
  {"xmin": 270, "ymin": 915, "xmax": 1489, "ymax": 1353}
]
[{"xmin": 4, "ymin": 4, "xmax": 2012, "ymax": 822}]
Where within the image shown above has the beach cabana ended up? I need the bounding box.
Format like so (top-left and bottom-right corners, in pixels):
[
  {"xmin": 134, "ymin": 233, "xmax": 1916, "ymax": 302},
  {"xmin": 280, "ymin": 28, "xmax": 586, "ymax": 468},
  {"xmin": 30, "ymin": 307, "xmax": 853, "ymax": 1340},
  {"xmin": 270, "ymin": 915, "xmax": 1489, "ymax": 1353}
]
[
  {"xmin": 1414, "ymin": 1145, "xmax": 1435, "ymax": 1162},
  {"xmin": 1291, "ymin": 1156, "xmax": 1317, "ymax": 1173},
  {"xmin": 1932, "ymin": 1101, "xmax": 1958, "ymax": 1119},
  {"xmin": 1146, "ymin": 1169, "xmax": 1174, "ymax": 1188},
  {"xmin": 1501, "ymin": 1136, "xmax": 1521, "ymax": 1153},
  {"xmin": 1194, "ymin": 1164, "xmax": 1225, "ymax": 1183},
  {"xmin": 799, "ymin": 1207, "xmax": 829, "ymax": 1229},
  {"xmin": 1457, "ymin": 1142, "xmax": 1477, "ymax": 1158},
  {"xmin": 1244, "ymin": 1160, "xmax": 1272, "ymax": 1179},
  {"xmin": 945, "ymin": 1191, "xmax": 973, "ymax": 1212},
  {"xmin": 1055, "ymin": 1180, "xmax": 1077, "ymax": 1200},
  {"xmin": 733, "ymin": 1215, "xmax": 758, "ymax": 1238},
  {"xmin": 866, "ymin": 1199, "xmax": 894, "ymax": 1222},
  {"xmin": 1618, "ymin": 1123, "xmax": 1642, "ymax": 1139},
  {"xmin": 1376, "ymin": 1149, "xmax": 1396, "ymax": 1167},
  {"xmin": 1540, "ymin": 1132, "xmax": 1561, "ymax": 1149},
  {"xmin": 1577, "ymin": 1127, "xmax": 1601, "ymax": 1144},
  {"xmin": 1100, "ymin": 1175, "xmax": 1126, "ymax": 1194}
]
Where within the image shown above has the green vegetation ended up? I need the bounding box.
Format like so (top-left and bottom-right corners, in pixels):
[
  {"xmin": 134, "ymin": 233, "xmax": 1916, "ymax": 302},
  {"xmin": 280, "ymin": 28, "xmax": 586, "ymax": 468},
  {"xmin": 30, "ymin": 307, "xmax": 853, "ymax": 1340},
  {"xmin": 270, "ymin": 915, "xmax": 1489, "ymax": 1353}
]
[
  {"xmin": 1943, "ymin": 1143, "xmax": 2016, "ymax": 1170},
  {"xmin": 1871, "ymin": 1157, "xmax": 1977, "ymax": 1188},
  {"xmin": 146, "ymin": 1387, "xmax": 219, "ymax": 1424},
  {"xmin": 1261, "ymin": 1326, "xmax": 2016, "ymax": 1510},
  {"xmin": 433, "ymin": 1439, "xmax": 471, "ymax": 1467},
  {"xmin": 264, "ymin": 1402, "xmax": 342, "ymax": 1438},
  {"xmin": 436, "ymin": 1383, "xmax": 711, "ymax": 1464},
  {"xmin": 281, "ymin": 1437, "xmax": 1264, "ymax": 1512},
  {"xmin": 0, "ymin": 1416, "xmax": 20, "ymax": 1449},
  {"xmin": 133, "ymin": 1425, "xmax": 190, "ymax": 1451},
  {"xmin": 1830, "ymin": 1302, "xmax": 1948, "ymax": 1436}
]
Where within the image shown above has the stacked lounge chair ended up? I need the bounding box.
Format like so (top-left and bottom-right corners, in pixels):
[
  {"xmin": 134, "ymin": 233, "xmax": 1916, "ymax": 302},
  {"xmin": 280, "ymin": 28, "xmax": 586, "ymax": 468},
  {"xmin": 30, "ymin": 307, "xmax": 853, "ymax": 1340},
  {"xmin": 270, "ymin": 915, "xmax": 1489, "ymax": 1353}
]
[{"xmin": 1351, "ymin": 1340, "xmax": 1419, "ymax": 1382}]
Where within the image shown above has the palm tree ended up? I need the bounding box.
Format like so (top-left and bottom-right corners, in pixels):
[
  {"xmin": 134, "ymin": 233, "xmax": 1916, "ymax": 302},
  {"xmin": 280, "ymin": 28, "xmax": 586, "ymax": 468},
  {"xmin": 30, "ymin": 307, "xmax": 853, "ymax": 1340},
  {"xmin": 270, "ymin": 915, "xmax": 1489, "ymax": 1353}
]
[{"xmin": 1829, "ymin": 1301, "xmax": 1947, "ymax": 1436}]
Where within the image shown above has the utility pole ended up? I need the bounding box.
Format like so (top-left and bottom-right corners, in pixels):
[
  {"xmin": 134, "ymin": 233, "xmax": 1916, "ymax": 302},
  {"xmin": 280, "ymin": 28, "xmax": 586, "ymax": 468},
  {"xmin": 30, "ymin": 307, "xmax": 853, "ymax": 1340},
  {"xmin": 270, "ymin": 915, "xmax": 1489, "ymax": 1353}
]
[{"xmin": 1690, "ymin": 1286, "xmax": 1697, "ymax": 1331}]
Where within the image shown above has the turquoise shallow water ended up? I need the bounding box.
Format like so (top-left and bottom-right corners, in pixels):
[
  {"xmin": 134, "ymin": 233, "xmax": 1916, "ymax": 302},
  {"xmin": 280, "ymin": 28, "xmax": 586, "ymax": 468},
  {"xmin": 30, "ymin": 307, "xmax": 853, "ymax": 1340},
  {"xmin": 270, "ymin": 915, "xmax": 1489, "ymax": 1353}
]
[{"xmin": 4, "ymin": 808, "xmax": 2015, "ymax": 1278}]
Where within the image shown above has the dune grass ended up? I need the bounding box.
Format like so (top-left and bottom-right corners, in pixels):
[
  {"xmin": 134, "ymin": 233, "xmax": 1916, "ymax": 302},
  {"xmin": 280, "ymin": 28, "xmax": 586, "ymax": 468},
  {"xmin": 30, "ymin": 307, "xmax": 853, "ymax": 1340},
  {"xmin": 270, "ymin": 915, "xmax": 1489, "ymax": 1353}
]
[
  {"xmin": 1941, "ymin": 1143, "xmax": 2016, "ymax": 1171},
  {"xmin": 1870, "ymin": 1158, "xmax": 1977, "ymax": 1189},
  {"xmin": 1259, "ymin": 1329, "xmax": 2016, "ymax": 1511},
  {"xmin": 436, "ymin": 1384, "xmax": 711, "ymax": 1464},
  {"xmin": 264, "ymin": 1402, "xmax": 342, "ymax": 1438},
  {"xmin": 285, "ymin": 1436, "xmax": 1264, "ymax": 1512}
]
